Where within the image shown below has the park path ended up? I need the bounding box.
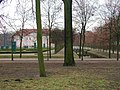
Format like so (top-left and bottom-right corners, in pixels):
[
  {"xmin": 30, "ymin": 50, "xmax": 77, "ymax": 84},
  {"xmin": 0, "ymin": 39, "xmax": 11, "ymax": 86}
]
[
  {"xmin": 0, "ymin": 57, "xmax": 117, "ymax": 62},
  {"xmin": 0, "ymin": 48, "xmax": 118, "ymax": 62}
]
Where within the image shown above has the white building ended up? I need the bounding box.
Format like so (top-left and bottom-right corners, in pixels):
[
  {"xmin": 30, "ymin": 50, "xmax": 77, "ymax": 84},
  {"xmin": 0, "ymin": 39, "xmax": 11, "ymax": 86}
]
[{"xmin": 13, "ymin": 29, "xmax": 54, "ymax": 48}]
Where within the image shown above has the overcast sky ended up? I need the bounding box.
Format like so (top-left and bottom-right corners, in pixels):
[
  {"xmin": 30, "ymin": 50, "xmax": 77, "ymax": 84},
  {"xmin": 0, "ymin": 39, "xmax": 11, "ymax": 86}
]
[{"xmin": 0, "ymin": 0, "xmax": 105, "ymax": 33}]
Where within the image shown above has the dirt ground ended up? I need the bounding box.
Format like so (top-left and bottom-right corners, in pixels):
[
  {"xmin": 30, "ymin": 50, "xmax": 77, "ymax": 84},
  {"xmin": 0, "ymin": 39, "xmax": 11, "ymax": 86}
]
[{"xmin": 0, "ymin": 60, "xmax": 120, "ymax": 80}]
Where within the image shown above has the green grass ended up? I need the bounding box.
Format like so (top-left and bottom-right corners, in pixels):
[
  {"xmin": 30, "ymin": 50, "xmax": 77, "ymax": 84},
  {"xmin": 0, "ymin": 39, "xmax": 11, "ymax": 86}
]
[
  {"xmin": 0, "ymin": 48, "xmax": 54, "ymax": 54},
  {"xmin": 0, "ymin": 53, "xmax": 78, "ymax": 59},
  {"xmin": 0, "ymin": 55, "xmax": 64, "ymax": 58},
  {"xmin": 87, "ymin": 49, "xmax": 117, "ymax": 58},
  {"xmin": 0, "ymin": 69, "xmax": 119, "ymax": 90},
  {"xmin": 0, "ymin": 61, "xmax": 120, "ymax": 90},
  {"xmin": 0, "ymin": 76, "xmax": 109, "ymax": 90}
]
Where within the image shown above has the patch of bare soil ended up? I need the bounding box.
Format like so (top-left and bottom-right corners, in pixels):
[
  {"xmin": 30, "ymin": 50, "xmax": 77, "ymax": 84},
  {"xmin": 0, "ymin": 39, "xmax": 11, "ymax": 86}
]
[{"xmin": 0, "ymin": 60, "xmax": 120, "ymax": 82}]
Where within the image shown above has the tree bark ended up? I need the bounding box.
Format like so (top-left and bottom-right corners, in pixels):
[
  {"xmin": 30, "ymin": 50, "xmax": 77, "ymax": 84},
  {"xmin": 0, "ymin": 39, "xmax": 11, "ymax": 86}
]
[
  {"xmin": 49, "ymin": 28, "xmax": 52, "ymax": 58},
  {"xmin": 116, "ymin": 33, "xmax": 119, "ymax": 61},
  {"xmin": 11, "ymin": 36, "xmax": 14, "ymax": 61},
  {"xmin": 36, "ymin": 0, "xmax": 46, "ymax": 77},
  {"xmin": 20, "ymin": 35, "xmax": 22, "ymax": 58},
  {"xmin": 108, "ymin": 32, "xmax": 111, "ymax": 58},
  {"xmin": 20, "ymin": 23, "xmax": 24, "ymax": 58},
  {"xmin": 79, "ymin": 30, "xmax": 82, "ymax": 58},
  {"xmin": 81, "ymin": 25, "xmax": 85, "ymax": 61},
  {"xmin": 63, "ymin": 0, "xmax": 75, "ymax": 66}
]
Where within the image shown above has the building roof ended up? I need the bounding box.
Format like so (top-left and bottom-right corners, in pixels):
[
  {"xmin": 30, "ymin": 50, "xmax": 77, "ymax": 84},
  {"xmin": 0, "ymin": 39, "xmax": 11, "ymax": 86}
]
[{"xmin": 13, "ymin": 28, "xmax": 49, "ymax": 37}]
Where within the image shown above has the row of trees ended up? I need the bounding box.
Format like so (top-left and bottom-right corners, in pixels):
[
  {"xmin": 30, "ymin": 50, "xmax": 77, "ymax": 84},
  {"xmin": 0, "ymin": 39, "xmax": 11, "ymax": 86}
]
[
  {"xmin": 0, "ymin": 0, "xmax": 75, "ymax": 76},
  {"xmin": 1, "ymin": 0, "xmax": 119, "ymax": 77},
  {"xmin": 0, "ymin": 0, "xmax": 76, "ymax": 78},
  {"xmin": 0, "ymin": 0, "xmax": 99, "ymax": 61},
  {"xmin": 85, "ymin": 0, "xmax": 120, "ymax": 61},
  {"xmin": 73, "ymin": 0, "xmax": 98, "ymax": 60},
  {"xmin": 1, "ymin": 0, "xmax": 63, "ymax": 59},
  {"xmin": 99, "ymin": 0, "xmax": 120, "ymax": 60},
  {"xmin": 35, "ymin": 0, "xmax": 75, "ymax": 76}
]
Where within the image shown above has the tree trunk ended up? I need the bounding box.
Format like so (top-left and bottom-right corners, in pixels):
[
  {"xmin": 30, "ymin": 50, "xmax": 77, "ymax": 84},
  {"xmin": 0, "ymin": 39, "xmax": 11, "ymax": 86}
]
[
  {"xmin": 47, "ymin": 37, "xmax": 49, "ymax": 61},
  {"xmin": 108, "ymin": 26, "xmax": 112, "ymax": 58},
  {"xmin": 3, "ymin": 32, "xmax": 5, "ymax": 47},
  {"xmin": 49, "ymin": 28, "xmax": 51, "ymax": 58},
  {"xmin": 63, "ymin": 0, "xmax": 75, "ymax": 66},
  {"xmin": 116, "ymin": 33, "xmax": 119, "ymax": 61},
  {"xmin": 11, "ymin": 36, "xmax": 14, "ymax": 61},
  {"xmin": 36, "ymin": 0, "xmax": 46, "ymax": 77},
  {"xmin": 108, "ymin": 39, "xmax": 111, "ymax": 58},
  {"xmin": 79, "ymin": 31, "xmax": 82, "ymax": 58},
  {"xmin": 20, "ymin": 21, "xmax": 24, "ymax": 58},
  {"xmin": 81, "ymin": 25, "xmax": 85, "ymax": 61},
  {"xmin": 20, "ymin": 36, "xmax": 22, "ymax": 58}
]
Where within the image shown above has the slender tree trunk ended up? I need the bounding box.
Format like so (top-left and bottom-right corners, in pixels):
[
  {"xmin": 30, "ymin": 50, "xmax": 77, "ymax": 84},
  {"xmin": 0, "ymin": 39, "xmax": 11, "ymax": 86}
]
[
  {"xmin": 47, "ymin": 37, "xmax": 49, "ymax": 61},
  {"xmin": 108, "ymin": 26, "xmax": 112, "ymax": 58},
  {"xmin": 63, "ymin": 0, "xmax": 75, "ymax": 66},
  {"xmin": 116, "ymin": 12, "xmax": 120, "ymax": 61},
  {"xmin": 20, "ymin": 36, "xmax": 22, "ymax": 58},
  {"xmin": 20, "ymin": 21, "xmax": 24, "ymax": 58},
  {"xmin": 114, "ymin": 12, "xmax": 120, "ymax": 61},
  {"xmin": 81, "ymin": 26, "xmax": 85, "ymax": 61},
  {"xmin": 116, "ymin": 33, "xmax": 119, "ymax": 61},
  {"xmin": 36, "ymin": 0, "xmax": 46, "ymax": 77},
  {"xmin": 3, "ymin": 32, "xmax": 5, "ymax": 46},
  {"xmin": 49, "ymin": 28, "xmax": 51, "ymax": 58},
  {"xmin": 109, "ymin": 33, "xmax": 111, "ymax": 58},
  {"xmin": 79, "ymin": 31, "xmax": 82, "ymax": 58},
  {"xmin": 11, "ymin": 36, "xmax": 14, "ymax": 61},
  {"xmin": 48, "ymin": 5, "xmax": 52, "ymax": 58}
]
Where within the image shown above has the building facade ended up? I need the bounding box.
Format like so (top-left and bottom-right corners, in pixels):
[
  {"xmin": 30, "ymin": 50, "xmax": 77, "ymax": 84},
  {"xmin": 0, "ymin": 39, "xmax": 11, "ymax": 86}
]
[{"xmin": 13, "ymin": 29, "xmax": 54, "ymax": 48}]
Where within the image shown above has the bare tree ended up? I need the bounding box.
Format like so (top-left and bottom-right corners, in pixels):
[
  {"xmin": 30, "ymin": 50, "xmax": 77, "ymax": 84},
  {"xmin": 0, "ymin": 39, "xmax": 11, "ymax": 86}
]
[
  {"xmin": 99, "ymin": 0, "xmax": 118, "ymax": 58},
  {"xmin": 111, "ymin": 1, "xmax": 120, "ymax": 61},
  {"xmin": 41, "ymin": 0, "xmax": 63, "ymax": 58},
  {"xmin": 0, "ymin": 13, "xmax": 19, "ymax": 61},
  {"xmin": 103, "ymin": 0, "xmax": 120, "ymax": 60},
  {"xmin": 73, "ymin": 0, "xmax": 98, "ymax": 60},
  {"xmin": 36, "ymin": 0, "xmax": 46, "ymax": 77},
  {"xmin": 15, "ymin": 0, "xmax": 33, "ymax": 58}
]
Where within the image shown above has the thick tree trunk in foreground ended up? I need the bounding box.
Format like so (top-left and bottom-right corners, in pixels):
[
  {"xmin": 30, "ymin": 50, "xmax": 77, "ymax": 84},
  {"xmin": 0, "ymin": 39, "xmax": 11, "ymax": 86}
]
[
  {"xmin": 63, "ymin": 0, "xmax": 75, "ymax": 66},
  {"xmin": 36, "ymin": 0, "xmax": 46, "ymax": 77}
]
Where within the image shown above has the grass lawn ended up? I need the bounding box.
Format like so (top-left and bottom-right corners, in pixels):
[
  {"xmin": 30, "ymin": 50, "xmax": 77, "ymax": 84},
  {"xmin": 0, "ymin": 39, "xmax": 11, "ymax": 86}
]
[
  {"xmin": 0, "ymin": 52, "xmax": 79, "ymax": 59},
  {"xmin": 0, "ymin": 54, "xmax": 65, "ymax": 58},
  {"xmin": 0, "ymin": 60, "xmax": 120, "ymax": 90},
  {"xmin": 87, "ymin": 49, "xmax": 119, "ymax": 58}
]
